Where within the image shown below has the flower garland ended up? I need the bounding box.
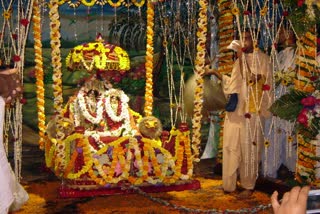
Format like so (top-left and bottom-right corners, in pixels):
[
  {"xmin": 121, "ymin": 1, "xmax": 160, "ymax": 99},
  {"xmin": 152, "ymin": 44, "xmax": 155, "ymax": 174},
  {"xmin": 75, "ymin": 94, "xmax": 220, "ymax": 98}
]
[
  {"xmin": 132, "ymin": 0, "xmax": 145, "ymax": 8},
  {"xmin": 283, "ymin": 0, "xmax": 320, "ymax": 37},
  {"xmin": 296, "ymin": 134, "xmax": 317, "ymax": 185},
  {"xmin": 32, "ymin": 1, "xmax": 46, "ymax": 149},
  {"xmin": 65, "ymin": 40, "xmax": 130, "ymax": 72},
  {"xmin": 65, "ymin": 134, "xmax": 93, "ymax": 180},
  {"xmin": 191, "ymin": 0, "xmax": 208, "ymax": 162},
  {"xmin": 76, "ymin": 89, "xmax": 104, "ymax": 124},
  {"xmin": 103, "ymin": 89, "xmax": 130, "ymax": 122},
  {"xmin": 107, "ymin": 0, "xmax": 124, "ymax": 8},
  {"xmin": 56, "ymin": 0, "xmax": 146, "ymax": 7},
  {"xmin": 46, "ymin": 124, "xmax": 194, "ymax": 185},
  {"xmin": 49, "ymin": 0, "xmax": 64, "ymax": 116},
  {"xmin": 294, "ymin": 29, "xmax": 317, "ymax": 93},
  {"xmin": 217, "ymin": 0, "xmax": 234, "ymax": 75},
  {"xmin": 144, "ymin": 0, "xmax": 155, "ymax": 116},
  {"xmin": 215, "ymin": 0, "xmax": 234, "ymax": 164}
]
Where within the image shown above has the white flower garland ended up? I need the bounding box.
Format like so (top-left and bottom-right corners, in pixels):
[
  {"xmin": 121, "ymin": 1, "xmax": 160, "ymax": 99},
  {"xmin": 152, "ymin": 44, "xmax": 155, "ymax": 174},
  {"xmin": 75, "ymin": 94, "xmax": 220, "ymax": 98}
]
[
  {"xmin": 103, "ymin": 89, "xmax": 130, "ymax": 122},
  {"xmin": 76, "ymin": 89, "xmax": 104, "ymax": 124}
]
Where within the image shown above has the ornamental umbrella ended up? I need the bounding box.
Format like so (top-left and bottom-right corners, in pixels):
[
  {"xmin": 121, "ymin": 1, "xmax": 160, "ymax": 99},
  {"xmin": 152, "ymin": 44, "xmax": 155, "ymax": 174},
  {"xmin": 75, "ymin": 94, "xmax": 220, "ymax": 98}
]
[{"xmin": 65, "ymin": 34, "xmax": 130, "ymax": 73}]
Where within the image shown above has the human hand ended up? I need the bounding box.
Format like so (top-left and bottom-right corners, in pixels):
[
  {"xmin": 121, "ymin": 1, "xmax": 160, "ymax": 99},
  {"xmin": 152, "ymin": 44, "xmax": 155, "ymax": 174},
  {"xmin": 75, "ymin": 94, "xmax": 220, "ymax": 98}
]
[
  {"xmin": 0, "ymin": 68, "xmax": 22, "ymax": 104},
  {"xmin": 271, "ymin": 186, "xmax": 310, "ymax": 214},
  {"xmin": 204, "ymin": 65, "xmax": 221, "ymax": 80}
]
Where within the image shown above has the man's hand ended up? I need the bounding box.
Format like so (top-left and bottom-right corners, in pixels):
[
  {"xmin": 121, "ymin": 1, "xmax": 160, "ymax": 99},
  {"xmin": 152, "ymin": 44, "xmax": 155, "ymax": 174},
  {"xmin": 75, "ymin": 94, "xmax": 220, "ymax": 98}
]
[
  {"xmin": 205, "ymin": 65, "xmax": 222, "ymax": 80},
  {"xmin": 0, "ymin": 68, "xmax": 22, "ymax": 104},
  {"xmin": 271, "ymin": 186, "xmax": 310, "ymax": 214}
]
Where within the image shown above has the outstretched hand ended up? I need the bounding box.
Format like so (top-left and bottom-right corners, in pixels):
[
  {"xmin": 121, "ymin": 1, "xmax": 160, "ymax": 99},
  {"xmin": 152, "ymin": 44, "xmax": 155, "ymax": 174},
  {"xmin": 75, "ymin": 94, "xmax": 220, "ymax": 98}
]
[{"xmin": 271, "ymin": 186, "xmax": 310, "ymax": 214}]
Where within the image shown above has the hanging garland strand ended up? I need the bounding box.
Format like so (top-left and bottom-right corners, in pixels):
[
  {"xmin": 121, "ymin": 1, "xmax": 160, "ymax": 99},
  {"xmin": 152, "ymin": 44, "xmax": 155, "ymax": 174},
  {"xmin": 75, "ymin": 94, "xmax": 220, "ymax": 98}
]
[
  {"xmin": 32, "ymin": 0, "xmax": 46, "ymax": 150},
  {"xmin": 217, "ymin": 0, "xmax": 234, "ymax": 75},
  {"xmin": 294, "ymin": 27, "xmax": 317, "ymax": 93},
  {"xmin": 191, "ymin": 0, "xmax": 208, "ymax": 162},
  {"xmin": 215, "ymin": 0, "xmax": 234, "ymax": 163},
  {"xmin": 49, "ymin": 0, "xmax": 64, "ymax": 114},
  {"xmin": 144, "ymin": 0, "xmax": 156, "ymax": 116}
]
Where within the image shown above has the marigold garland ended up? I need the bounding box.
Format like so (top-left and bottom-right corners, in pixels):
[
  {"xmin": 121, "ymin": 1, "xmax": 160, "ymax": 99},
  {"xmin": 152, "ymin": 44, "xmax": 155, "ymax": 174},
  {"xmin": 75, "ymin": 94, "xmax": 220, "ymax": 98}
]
[
  {"xmin": 294, "ymin": 28, "xmax": 317, "ymax": 93},
  {"xmin": 49, "ymin": 0, "xmax": 64, "ymax": 115},
  {"xmin": 66, "ymin": 41, "xmax": 130, "ymax": 72},
  {"xmin": 132, "ymin": 0, "xmax": 145, "ymax": 7},
  {"xmin": 296, "ymin": 134, "xmax": 317, "ymax": 185},
  {"xmin": 144, "ymin": 0, "xmax": 155, "ymax": 116},
  {"xmin": 217, "ymin": 0, "xmax": 234, "ymax": 75},
  {"xmin": 32, "ymin": 1, "xmax": 46, "ymax": 150},
  {"xmin": 45, "ymin": 129, "xmax": 194, "ymax": 185},
  {"xmin": 216, "ymin": 0, "xmax": 234, "ymax": 163},
  {"xmin": 191, "ymin": 0, "xmax": 208, "ymax": 162},
  {"xmin": 107, "ymin": 0, "xmax": 124, "ymax": 8}
]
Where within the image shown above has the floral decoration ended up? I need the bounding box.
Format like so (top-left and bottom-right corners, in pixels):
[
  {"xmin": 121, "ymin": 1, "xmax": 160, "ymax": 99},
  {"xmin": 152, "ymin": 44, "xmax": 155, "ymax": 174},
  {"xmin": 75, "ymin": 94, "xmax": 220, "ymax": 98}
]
[
  {"xmin": 283, "ymin": 0, "xmax": 320, "ymax": 36},
  {"xmin": 297, "ymin": 90, "xmax": 320, "ymax": 138},
  {"xmin": 65, "ymin": 34, "xmax": 130, "ymax": 73}
]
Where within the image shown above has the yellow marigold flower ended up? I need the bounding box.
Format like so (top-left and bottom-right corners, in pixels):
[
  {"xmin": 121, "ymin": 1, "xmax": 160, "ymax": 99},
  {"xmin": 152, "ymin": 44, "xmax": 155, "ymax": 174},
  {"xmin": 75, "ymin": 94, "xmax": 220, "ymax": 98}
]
[
  {"xmin": 3, "ymin": 9, "xmax": 12, "ymax": 19},
  {"xmin": 254, "ymin": 42, "xmax": 259, "ymax": 51},
  {"xmin": 287, "ymin": 135, "xmax": 293, "ymax": 143},
  {"xmin": 264, "ymin": 140, "xmax": 270, "ymax": 147},
  {"xmin": 170, "ymin": 103, "xmax": 176, "ymax": 108},
  {"xmin": 163, "ymin": 40, "xmax": 168, "ymax": 47},
  {"xmin": 248, "ymin": 79, "xmax": 254, "ymax": 86},
  {"xmin": 260, "ymin": 6, "xmax": 268, "ymax": 16},
  {"xmin": 231, "ymin": 6, "xmax": 240, "ymax": 15},
  {"xmin": 281, "ymin": 79, "xmax": 288, "ymax": 86}
]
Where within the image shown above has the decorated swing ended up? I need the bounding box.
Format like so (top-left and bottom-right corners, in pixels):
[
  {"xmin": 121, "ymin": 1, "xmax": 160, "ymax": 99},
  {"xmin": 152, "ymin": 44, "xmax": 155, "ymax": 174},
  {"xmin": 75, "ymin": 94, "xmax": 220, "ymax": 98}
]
[
  {"xmin": 26, "ymin": 0, "xmax": 320, "ymax": 199},
  {"xmin": 30, "ymin": 0, "xmax": 211, "ymax": 197}
]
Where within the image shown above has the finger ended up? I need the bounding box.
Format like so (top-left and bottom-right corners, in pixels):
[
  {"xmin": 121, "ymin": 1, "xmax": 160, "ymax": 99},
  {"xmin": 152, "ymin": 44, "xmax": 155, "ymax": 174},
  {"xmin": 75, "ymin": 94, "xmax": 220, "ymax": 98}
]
[
  {"xmin": 288, "ymin": 186, "xmax": 301, "ymax": 204},
  {"xmin": 297, "ymin": 186, "xmax": 310, "ymax": 206},
  {"xmin": 271, "ymin": 191, "xmax": 280, "ymax": 212},
  {"xmin": 282, "ymin": 191, "xmax": 290, "ymax": 204}
]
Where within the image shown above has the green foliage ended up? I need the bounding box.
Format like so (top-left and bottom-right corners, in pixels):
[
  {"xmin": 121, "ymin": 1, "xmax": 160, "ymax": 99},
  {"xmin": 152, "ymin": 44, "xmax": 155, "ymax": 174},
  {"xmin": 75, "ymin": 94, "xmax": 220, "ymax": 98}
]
[
  {"xmin": 283, "ymin": 0, "xmax": 320, "ymax": 36},
  {"xmin": 269, "ymin": 89, "xmax": 307, "ymax": 121},
  {"xmin": 114, "ymin": 77, "xmax": 146, "ymax": 96}
]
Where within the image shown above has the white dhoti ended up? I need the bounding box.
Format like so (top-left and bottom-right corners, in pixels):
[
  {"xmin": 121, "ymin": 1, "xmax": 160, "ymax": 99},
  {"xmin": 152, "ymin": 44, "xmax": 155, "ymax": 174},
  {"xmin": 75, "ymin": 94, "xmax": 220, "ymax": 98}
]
[
  {"xmin": 221, "ymin": 50, "xmax": 271, "ymax": 192},
  {"xmin": 223, "ymin": 113, "xmax": 262, "ymax": 192},
  {"xmin": 0, "ymin": 97, "xmax": 28, "ymax": 214}
]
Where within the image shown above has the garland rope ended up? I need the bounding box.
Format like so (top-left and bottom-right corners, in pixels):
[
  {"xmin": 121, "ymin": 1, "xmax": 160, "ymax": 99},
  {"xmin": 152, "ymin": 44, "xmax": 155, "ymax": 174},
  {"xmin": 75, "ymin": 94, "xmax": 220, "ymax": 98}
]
[
  {"xmin": 191, "ymin": 0, "xmax": 208, "ymax": 162},
  {"xmin": 49, "ymin": 0, "xmax": 63, "ymax": 114},
  {"xmin": 32, "ymin": 0, "xmax": 46, "ymax": 150},
  {"xmin": 143, "ymin": 0, "xmax": 155, "ymax": 117},
  {"xmin": 215, "ymin": 0, "xmax": 234, "ymax": 163}
]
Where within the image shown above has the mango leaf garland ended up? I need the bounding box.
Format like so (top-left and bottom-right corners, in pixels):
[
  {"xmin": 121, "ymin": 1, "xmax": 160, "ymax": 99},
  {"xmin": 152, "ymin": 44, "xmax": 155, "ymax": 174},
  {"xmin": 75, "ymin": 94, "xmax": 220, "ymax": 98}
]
[{"xmin": 269, "ymin": 89, "xmax": 307, "ymax": 121}]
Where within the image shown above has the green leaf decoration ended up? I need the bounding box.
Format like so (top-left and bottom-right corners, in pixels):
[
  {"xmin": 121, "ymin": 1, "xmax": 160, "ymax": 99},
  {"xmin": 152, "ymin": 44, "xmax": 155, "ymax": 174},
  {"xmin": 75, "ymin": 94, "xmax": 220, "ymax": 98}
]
[
  {"xmin": 269, "ymin": 89, "xmax": 307, "ymax": 121},
  {"xmin": 283, "ymin": 1, "xmax": 320, "ymax": 37}
]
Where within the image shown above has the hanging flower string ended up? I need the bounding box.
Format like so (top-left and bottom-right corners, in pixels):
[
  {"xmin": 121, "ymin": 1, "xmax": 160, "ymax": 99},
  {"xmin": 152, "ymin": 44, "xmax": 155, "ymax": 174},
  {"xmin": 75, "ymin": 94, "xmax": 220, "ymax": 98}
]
[
  {"xmin": 294, "ymin": 29, "xmax": 317, "ymax": 93},
  {"xmin": 215, "ymin": 0, "xmax": 234, "ymax": 163},
  {"xmin": 49, "ymin": 0, "xmax": 63, "ymax": 114},
  {"xmin": 218, "ymin": 0, "xmax": 234, "ymax": 75},
  {"xmin": 191, "ymin": 0, "xmax": 208, "ymax": 162},
  {"xmin": 32, "ymin": 1, "xmax": 46, "ymax": 149},
  {"xmin": 144, "ymin": 0, "xmax": 155, "ymax": 116},
  {"xmin": 132, "ymin": 0, "xmax": 145, "ymax": 7}
]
